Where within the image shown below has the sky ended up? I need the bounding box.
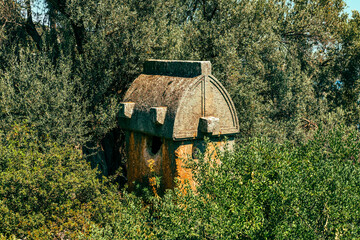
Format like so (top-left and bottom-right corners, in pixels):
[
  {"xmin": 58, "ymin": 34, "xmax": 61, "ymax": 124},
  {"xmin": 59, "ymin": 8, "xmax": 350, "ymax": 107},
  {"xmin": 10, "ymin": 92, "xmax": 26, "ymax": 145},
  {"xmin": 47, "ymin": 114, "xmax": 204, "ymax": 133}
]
[{"xmin": 345, "ymin": 0, "xmax": 360, "ymax": 16}]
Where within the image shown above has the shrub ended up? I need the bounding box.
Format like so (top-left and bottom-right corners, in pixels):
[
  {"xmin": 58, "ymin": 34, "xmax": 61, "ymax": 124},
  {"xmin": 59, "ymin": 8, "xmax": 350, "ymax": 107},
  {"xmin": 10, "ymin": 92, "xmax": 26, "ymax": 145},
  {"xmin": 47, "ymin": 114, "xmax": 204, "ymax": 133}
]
[
  {"xmin": 149, "ymin": 127, "xmax": 360, "ymax": 239},
  {"xmin": 0, "ymin": 50, "xmax": 119, "ymax": 146},
  {"xmin": 2, "ymin": 123, "xmax": 360, "ymax": 239},
  {"xmin": 0, "ymin": 123, "xmax": 101, "ymax": 238}
]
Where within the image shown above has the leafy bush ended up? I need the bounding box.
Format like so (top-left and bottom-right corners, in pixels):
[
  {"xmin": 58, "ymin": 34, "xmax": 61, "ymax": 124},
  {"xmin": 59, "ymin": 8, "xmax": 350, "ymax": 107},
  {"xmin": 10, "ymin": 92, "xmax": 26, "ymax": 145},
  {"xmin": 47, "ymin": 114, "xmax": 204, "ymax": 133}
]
[
  {"xmin": 2, "ymin": 123, "xmax": 360, "ymax": 239},
  {"xmin": 0, "ymin": 123, "xmax": 151, "ymax": 239},
  {"xmin": 0, "ymin": 51, "xmax": 119, "ymax": 146},
  {"xmin": 0, "ymin": 123, "xmax": 99, "ymax": 238},
  {"xmin": 147, "ymin": 127, "xmax": 360, "ymax": 239}
]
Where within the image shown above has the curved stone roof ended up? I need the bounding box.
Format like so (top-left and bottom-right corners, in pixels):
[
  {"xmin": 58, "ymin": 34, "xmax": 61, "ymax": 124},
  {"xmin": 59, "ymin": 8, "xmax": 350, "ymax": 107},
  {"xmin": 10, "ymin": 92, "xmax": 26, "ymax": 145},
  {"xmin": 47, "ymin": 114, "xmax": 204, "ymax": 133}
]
[{"xmin": 118, "ymin": 60, "xmax": 239, "ymax": 140}]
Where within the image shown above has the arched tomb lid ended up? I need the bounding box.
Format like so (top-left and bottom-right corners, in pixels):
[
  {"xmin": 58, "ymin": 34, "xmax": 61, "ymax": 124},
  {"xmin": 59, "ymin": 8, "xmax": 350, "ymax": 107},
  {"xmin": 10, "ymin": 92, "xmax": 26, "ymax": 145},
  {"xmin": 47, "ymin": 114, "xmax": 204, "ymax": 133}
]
[{"xmin": 119, "ymin": 60, "xmax": 239, "ymax": 140}]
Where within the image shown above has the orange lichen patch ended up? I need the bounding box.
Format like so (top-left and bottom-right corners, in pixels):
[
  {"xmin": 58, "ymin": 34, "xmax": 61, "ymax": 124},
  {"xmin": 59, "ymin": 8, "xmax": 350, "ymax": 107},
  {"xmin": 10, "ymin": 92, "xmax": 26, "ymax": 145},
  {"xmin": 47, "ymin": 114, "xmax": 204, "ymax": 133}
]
[
  {"xmin": 127, "ymin": 132, "xmax": 153, "ymax": 189},
  {"xmin": 174, "ymin": 144, "xmax": 196, "ymax": 191},
  {"xmin": 127, "ymin": 132, "xmax": 146, "ymax": 189},
  {"xmin": 203, "ymin": 139, "xmax": 234, "ymax": 167},
  {"xmin": 127, "ymin": 132, "xmax": 174, "ymax": 191},
  {"xmin": 127, "ymin": 130, "xmax": 233, "ymax": 192},
  {"xmin": 147, "ymin": 159, "xmax": 160, "ymax": 198},
  {"xmin": 204, "ymin": 141, "xmax": 222, "ymax": 166},
  {"xmin": 161, "ymin": 140, "xmax": 174, "ymax": 189},
  {"xmin": 149, "ymin": 176, "xmax": 159, "ymax": 197},
  {"xmin": 147, "ymin": 159, "xmax": 156, "ymax": 172}
]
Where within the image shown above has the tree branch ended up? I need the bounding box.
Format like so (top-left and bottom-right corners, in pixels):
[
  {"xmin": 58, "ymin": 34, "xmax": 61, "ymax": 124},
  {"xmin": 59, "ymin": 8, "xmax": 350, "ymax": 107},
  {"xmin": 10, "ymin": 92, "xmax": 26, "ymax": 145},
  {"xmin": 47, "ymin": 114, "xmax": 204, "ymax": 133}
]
[
  {"xmin": 24, "ymin": 0, "xmax": 42, "ymax": 50},
  {"xmin": 46, "ymin": 0, "xmax": 86, "ymax": 54}
]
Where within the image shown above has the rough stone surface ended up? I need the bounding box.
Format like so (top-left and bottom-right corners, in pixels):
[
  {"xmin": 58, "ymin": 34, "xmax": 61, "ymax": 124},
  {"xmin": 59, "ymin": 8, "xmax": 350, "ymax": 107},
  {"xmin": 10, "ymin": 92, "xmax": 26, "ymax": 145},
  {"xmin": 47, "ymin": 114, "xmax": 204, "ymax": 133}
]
[
  {"xmin": 144, "ymin": 59, "xmax": 211, "ymax": 77},
  {"xmin": 199, "ymin": 116, "xmax": 220, "ymax": 134},
  {"xmin": 150, "ymin": 107, "xmax": 167, "ymax": 125},
  {"xmin": 125, "ymin": 131, "xmax": 235, "ymax": 191},
  {"xmin": 119, "ymin": 60, "xmax": 239, "ymax": 140},
  {"xmin": 119, "ymin": 102, "xmax": 135, "ymax": 119},
  {"xmin": 121, "ymin": 60, "xmax": 239, "ymax": 191}
]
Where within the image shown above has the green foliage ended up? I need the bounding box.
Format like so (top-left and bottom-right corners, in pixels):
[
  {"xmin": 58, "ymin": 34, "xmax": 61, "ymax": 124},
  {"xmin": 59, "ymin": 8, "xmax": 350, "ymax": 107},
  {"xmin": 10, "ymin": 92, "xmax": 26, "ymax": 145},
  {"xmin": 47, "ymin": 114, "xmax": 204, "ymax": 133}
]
[
  {"xmin": 1, "ymin": 0, "xmax": 356, "ymax": 145},
  {"xmin": 2, "ymin": 0, "xmax": 360, "ymax": 238},
  {"xmin": 0, "ymin": 123, "xmax": 167, "ymax": 239},
  {"xmin": 328, "ymin": 11, "xmax": 360, "ymax": 125},
  {"xmin": 2, "ymin": 124, "xmax": 360, "ymax": 239},
  {"xmin": 0, "ymin": 49, "xmax": 119, "ymax": 145},
  {"xmin": 146, "ymin": 127, "xmax": 360, "ymax": 239},
  {"xmin": 179, "ymin": 0, "xmax": 347, "ymax": 141},
  {"xmin": 0, "ymin": 123, "xmax": 97, "ymax": 238}
]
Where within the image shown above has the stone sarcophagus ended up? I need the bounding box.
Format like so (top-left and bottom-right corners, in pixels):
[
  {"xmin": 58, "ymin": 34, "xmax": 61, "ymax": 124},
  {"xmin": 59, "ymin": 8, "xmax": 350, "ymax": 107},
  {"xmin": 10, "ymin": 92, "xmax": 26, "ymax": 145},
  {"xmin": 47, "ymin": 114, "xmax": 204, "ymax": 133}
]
[{"xmin": 119, "ymin": 60, "xmax": 239, "ymax": 190}]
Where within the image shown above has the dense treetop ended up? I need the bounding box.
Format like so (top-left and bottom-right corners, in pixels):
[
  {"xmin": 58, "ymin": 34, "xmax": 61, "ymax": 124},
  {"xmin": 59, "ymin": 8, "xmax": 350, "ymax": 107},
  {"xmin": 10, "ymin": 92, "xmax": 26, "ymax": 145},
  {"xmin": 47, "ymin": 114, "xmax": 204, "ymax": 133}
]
[
  {"xmin": 1, "ymin": 1, "xmax": 360, "ymax": 239},
  {"xmin": 1, "ymin": 0, "xmax": 360, "ymax": 145}
]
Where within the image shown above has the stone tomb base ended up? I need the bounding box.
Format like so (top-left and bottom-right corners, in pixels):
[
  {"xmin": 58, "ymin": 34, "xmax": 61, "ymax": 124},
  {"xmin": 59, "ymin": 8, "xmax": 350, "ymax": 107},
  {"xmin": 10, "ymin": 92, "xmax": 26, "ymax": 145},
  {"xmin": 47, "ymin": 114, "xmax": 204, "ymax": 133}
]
[{"xmin": 126, "ymin": 131, "xmax": 234, "ymax": 192}]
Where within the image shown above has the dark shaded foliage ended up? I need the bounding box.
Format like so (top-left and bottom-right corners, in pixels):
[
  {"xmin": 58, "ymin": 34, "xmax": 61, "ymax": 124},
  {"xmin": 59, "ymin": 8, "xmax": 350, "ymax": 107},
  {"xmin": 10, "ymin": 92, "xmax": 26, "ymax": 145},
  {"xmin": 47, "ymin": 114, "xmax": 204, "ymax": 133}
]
[{"xmin": 1, "ymin": 0, "xmax": 360, "ymax": 238}]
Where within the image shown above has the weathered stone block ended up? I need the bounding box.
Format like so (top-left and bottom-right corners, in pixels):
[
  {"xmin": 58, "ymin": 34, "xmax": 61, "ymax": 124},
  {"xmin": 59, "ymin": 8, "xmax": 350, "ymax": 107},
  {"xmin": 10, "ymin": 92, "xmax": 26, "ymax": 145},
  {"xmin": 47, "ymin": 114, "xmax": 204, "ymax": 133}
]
[
  {"xmin": 144, "ymin": 59, "xmax": 211, "ymax": 77},
  {"xmin": 199, "ymin": 116, "xmax": 220, "ymax": 134},
  {"xmin": 120, "ymin": 60, "xmax": 239, "ymax": 192},
  {"xmin": 119, "ymin": 102, "xmax": 135, "ymax": 119},
  {"xmin": 150, "ymin": 107, "xmax": 167, "ymax": 125}
]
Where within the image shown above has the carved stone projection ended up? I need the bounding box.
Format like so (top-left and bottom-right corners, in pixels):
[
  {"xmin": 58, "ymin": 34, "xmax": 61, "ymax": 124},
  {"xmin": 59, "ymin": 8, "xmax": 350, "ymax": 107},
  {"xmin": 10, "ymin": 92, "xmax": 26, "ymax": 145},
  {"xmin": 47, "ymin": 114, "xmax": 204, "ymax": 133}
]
[{"xmin": 118, "ymin": 60, "xmax": 239, "ymax": 191}]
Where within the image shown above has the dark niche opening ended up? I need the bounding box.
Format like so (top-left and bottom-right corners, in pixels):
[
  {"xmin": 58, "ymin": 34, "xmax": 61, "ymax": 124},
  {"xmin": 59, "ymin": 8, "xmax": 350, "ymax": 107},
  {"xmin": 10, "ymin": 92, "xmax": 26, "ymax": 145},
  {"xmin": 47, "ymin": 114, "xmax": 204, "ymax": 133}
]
[{"xmin": 149, "ymin": 136, "xmax": 162, "ymax": 155}]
